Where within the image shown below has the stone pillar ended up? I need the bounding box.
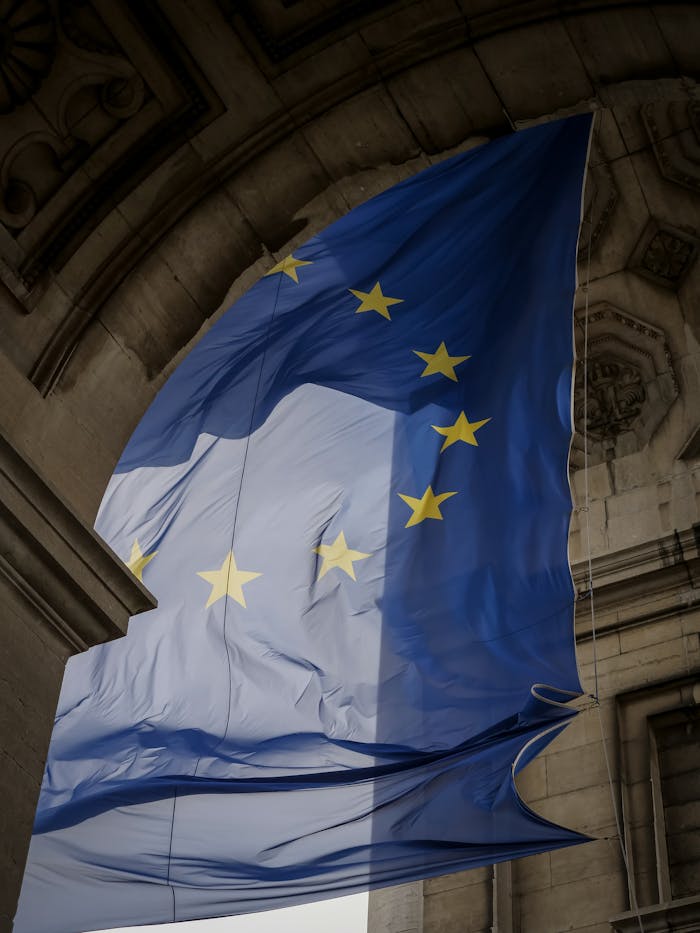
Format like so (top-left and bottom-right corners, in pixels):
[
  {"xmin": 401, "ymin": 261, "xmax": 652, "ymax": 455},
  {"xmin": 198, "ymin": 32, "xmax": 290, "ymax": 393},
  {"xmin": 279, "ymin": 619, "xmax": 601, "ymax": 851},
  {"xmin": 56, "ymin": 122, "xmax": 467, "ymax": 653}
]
[{"xmin": 0, "ymin": 434, "xmax": 155, "ymax": 932}]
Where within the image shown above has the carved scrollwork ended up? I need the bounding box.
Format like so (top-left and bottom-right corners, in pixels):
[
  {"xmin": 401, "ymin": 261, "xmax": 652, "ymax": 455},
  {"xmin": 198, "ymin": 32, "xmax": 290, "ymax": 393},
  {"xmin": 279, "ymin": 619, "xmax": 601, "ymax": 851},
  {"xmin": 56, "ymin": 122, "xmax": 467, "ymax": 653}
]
[
  {"xmin": 0, "ymin": 0, "xmax": 56, "ymax": 114},
  {"xmin": 99, "ymin": 73, "xmax": 144, "ymax": 120}
]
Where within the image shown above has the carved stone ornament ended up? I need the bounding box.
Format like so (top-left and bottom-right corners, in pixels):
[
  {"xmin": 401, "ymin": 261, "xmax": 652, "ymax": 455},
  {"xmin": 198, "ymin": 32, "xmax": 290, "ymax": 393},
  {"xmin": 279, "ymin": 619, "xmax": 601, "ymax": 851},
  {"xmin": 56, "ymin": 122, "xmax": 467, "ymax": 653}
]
[
  {"xmin": 643, "ymin": 100, "xmax": 700, "ymax": 196},
  {"xmin": 0, "ymin": 1, "xmax": 219, "ymax": 315},
  {"xmin": 576, "ymin": 357, "xmax": 646, "ymax": 442},
  {"xmin": 628, "ymin": 217, "xmax": 699, "ymax": 289},
  {"xmin": 0, "ymin": 0, "xmax": 56, "ymax": 114},
  {"xmin": 571, "ymin": 303, "xmax": 678, "ymax": 469}
]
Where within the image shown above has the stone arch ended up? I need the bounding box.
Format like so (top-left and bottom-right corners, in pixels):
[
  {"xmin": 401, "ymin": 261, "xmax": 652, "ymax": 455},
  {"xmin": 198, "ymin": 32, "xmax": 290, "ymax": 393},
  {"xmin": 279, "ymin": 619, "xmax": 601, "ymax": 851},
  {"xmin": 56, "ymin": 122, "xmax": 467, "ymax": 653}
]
[{"xmin": 1, "ymin": 3, "xmax": 698, "ymax": 524}]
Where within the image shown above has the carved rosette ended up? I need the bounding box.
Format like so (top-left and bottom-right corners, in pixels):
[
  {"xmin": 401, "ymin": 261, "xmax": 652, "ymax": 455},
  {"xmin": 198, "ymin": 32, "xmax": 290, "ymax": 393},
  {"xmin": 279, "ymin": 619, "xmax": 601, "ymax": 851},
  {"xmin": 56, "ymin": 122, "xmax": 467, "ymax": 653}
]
[
  {"xmin": 572, "ymin": 304, "xmax": 679, "ymax": 469},
  {"xmin": 628, "ymin": 218, "xmax": 699, "ymax": 290}
]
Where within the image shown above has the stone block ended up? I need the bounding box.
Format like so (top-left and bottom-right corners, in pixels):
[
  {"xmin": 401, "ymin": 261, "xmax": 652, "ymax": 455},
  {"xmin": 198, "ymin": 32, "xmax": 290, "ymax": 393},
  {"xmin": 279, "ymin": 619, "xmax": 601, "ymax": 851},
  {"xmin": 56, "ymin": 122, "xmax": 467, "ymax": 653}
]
[
  {"xmin": 671, "ymin": 861, "xmax": 700, "ymax": 898},
  {"xmin": 619, "ymin": 618, "xmax": 682, "ymax": 654},
  {"xmin": 226, "ymin": 132, "xmax": 332, "ymax": 252},
  {"xmin": 513, "ymin": 850, "xmax": 551, "ymax": 895},
  {"xmin": 116, "ymin": 141, "xmax": 205, "ymax": 233},
  {"xmin": 155, "ymin": 189, "xmax": 261, "ymax": 316},
  {"xmin": 550, "ymin": 835, "xmax": 622, "ymax": 888},
  {"xmin": 653, "ymin": 3, "xmax": 700, "ymax": 75},
  {"xmin": 606, "ymin": 506, "xmax": 662, "ymax": 553},
  {"xmin": 271, "ymin": 35, "xmax": 373, "ymax": 113},
  {"xmin": 333, "ymin": 157, "xmax": 429, "ymax": 212},
  {"xmin": 532, "ymin": 783, "xmax": 616, "ymax": 836},
  {"xmin": 368, "ymin": 880, "xmax": 423, "ymax": 933},
  {"xmin": 473, "ymin": 21, "xmax": 594, "ymax": 123},
  {"xmin": 386, "ymin": 48, "xmax": 506, "ymax": 153},
  {"xmin": 565, "ymin": 8, "xmax": 673, "ymax": 86},
  {"xmin": 99, "ymin": 250, "xmax": 206, "ymax": 381},
  {"xmin": 424, "ymin": 866, "xmax": 489, "ymax": 895},
  {"xmin": 360, "ymin": 0, "xmax": 462, "ymax": 57},
  {"xmin": 577, "ymin": 632, "xmax": 621, "ymax": 667},
  {"xmin": 517, "ymin": 870, "xmax": 627, "ymax": 932},
  {"xmin": 545, "ymin": 741, "xmax": 611, "ymax": 797},
  {"xmin": 515, "ymin": 755, "xmax": 547, "ymax": 803},
  {"xmin": 423, "ymin": 871, "xmax": 490, "ymax": 933},
  {"xmin": 301, "ymin": 87, "xmax": 420, "ymax": 183},
  {"xmin": 572, "ymin": 461, "xmax": 613, "ymax": 504}
]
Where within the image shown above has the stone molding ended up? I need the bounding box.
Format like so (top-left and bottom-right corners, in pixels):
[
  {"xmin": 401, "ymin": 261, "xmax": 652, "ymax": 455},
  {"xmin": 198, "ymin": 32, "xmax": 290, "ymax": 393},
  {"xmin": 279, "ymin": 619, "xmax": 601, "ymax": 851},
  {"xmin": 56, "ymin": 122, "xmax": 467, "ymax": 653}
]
[
  {"xmin": 572, "ymin": 526, "xmax": 700, "ymax": 641},
  {"xmin": 610, "ymin": 895, "xmax": 700, "ymax": 932},
  {"xmin": 0, "ymin": 431, "xmax": 155, "ymax": 652}
]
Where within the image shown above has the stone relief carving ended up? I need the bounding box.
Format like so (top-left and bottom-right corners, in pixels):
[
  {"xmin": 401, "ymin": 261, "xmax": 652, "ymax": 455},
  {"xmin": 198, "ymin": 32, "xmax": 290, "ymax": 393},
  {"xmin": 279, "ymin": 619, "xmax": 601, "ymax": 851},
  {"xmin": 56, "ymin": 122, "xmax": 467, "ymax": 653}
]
[
  {"xmin": 0, "ymin": 1, "xmax": 145, "ymax": 235},
  {"xmin": 628, "ymin": 218, "xmax": 699, "ymax": 289},
  {"xmin": 643, "ymin": 100, "xmax": 700, "ymax": 196},
  {"xmin": 571, "ymin": 303, "xmax": 678, "ymax": 468},
  {"xmin": 578, "ymin": 358, "xmax": 646, "ymax": 442},
  {"xmin": 0, "ymin": 1, "xmax": 219, "ymax": 317}
]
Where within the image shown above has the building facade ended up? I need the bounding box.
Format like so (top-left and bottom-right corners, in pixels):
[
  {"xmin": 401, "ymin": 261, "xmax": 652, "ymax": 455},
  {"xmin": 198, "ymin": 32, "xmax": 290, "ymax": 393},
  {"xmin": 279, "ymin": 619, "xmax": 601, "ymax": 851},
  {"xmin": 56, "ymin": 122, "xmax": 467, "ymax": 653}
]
[{"xmin": 1, "ymin": 1, "xmax": 699, "ymax": 930}]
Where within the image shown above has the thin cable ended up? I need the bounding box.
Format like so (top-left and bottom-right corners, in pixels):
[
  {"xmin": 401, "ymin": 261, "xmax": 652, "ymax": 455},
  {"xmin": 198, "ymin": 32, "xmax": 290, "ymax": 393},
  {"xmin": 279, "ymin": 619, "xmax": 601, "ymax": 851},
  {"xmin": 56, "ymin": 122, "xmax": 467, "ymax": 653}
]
[
  {"xmin": 580, "ymin": 173, "xmax": 599, "ymax": 703},
  {"xmin": 578, "ymin": 112, "xmax": 645, "ymax": 933},
  {"xmin": 596, "ymin": 705, "xmax": 646, "ymax": 933}
]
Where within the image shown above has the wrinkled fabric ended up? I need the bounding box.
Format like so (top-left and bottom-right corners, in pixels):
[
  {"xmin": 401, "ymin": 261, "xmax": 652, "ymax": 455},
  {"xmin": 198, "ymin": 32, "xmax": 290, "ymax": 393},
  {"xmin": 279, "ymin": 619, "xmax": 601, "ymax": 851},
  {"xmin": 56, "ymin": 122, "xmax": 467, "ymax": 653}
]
[{"xmin": 17, "ymin": 115, "xmax": 592, "ymax": 933}]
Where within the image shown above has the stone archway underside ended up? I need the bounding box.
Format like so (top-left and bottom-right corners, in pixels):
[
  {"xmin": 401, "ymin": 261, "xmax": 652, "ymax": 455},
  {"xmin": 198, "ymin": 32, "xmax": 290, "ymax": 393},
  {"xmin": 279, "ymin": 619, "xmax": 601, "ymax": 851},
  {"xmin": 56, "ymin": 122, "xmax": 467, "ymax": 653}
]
[{"xmin": 0, "ymin": 0, "xmax": 698, "ymax": 525}]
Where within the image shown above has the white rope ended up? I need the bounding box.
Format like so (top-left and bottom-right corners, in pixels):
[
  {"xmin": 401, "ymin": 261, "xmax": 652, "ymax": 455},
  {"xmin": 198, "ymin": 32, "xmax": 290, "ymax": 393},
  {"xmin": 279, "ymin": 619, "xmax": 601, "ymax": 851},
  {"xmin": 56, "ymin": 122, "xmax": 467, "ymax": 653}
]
[{"xmin": 578, "ymin": 110, "xmax": 646, "ymax": 933}]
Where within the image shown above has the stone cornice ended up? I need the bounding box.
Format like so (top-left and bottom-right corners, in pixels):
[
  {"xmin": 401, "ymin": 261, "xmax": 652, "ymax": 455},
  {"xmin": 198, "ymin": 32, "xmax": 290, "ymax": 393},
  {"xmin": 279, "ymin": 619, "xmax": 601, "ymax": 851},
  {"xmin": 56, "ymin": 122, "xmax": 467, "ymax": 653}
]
[
  {"xmin": 573, "ymin": 527, "xmax": 700, "ymax": 640},
  {"xmin": 0, "ymin": 432, "xmax": 155, "ymax": 652},
  {"xmin": 610, "ymin": 894, "xmax": 700, "ymax": 932}
]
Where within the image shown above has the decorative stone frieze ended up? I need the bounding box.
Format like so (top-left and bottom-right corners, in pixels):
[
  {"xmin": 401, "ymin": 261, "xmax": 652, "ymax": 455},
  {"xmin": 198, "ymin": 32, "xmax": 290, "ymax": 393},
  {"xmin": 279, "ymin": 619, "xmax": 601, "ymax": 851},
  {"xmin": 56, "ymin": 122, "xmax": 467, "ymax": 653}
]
[
  {"xmin": 572, "ymin": 303, "xmax": 678, "ymax": 467},
  {"xmin": 628, "ymin": 218, "xmax": 699, "ymax": 289}
]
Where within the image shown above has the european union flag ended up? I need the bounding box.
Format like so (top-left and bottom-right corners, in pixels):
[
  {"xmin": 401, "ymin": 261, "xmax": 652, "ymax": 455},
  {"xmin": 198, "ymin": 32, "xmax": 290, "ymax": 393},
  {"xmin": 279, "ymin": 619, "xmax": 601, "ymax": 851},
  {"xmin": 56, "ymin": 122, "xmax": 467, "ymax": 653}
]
[{"xmin": 17, "ymin": 115, "xmax": 592, "ymax": 933}]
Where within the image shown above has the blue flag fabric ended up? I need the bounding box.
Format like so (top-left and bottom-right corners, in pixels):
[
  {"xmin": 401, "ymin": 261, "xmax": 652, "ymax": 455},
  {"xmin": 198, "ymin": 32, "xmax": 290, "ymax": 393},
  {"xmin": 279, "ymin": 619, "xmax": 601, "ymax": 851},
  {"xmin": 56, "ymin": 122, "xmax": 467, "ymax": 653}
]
[{"xmin": 17, "ymin": 115, "xmax": 592, "ymax": 933}]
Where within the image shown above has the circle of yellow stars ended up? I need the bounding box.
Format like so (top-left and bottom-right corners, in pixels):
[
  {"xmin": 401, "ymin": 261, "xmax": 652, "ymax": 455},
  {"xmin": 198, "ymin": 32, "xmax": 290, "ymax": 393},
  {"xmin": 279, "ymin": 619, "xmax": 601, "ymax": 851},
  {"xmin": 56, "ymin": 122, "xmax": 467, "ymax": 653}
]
[{"xmin": 123, "ymin": 253, "xmax": 492, "ymax": 609}]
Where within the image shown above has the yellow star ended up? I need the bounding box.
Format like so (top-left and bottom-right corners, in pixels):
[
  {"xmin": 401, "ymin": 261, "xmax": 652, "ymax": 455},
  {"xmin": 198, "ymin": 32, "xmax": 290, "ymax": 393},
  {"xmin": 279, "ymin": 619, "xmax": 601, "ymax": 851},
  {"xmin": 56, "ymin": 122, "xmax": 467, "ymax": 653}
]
[
  {"xmin": 313, "ymin": 531, "xmax": 371, "ymax": 581},
  {"xmin": 413, "ymin": 341, "xmax": 470, "ymax": 382},
  {"xmin": 264, "ymin": 253, "xmax": 312, "ymax": 284},
  {"xmin": 397, "ymin": 486, "xmax": 458, "ymax": 528},
  {"xmin": 432, "ymin": 411, "xmax": 492, "ymax": 452},
  {"xmin": 348, "ymin": 282, "xmax": 403, "ymax": 320},
  {"xmin": 197, "ymin": 551, "xmax": 262, "ymax": 609},
  {"xmin": 126, "ymin": 538, "xmax": 157, "ymax": 582}
]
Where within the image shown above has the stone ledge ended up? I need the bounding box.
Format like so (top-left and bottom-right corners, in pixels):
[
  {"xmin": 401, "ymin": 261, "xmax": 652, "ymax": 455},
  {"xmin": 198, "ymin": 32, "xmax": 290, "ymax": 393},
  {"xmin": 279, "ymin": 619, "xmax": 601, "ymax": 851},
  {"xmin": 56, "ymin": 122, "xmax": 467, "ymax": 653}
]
[
  {"xmin": 0, "ymin": 431, "xmax": 155, "ymax": 652},
  {"xmin": 610, "ymin": 894, "xmax": 700, "ymax": 931},
  {"xmin": 573, "ymin": 527, "xmax": 700, "ymax": 640}
]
